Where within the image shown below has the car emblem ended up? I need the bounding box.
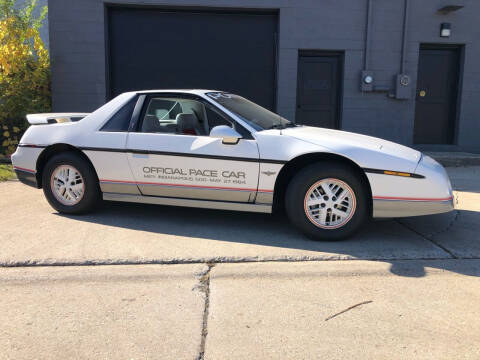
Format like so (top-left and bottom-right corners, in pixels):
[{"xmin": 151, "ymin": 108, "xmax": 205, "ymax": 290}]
[{"xmin": 261, "ymin": 171, "xmax": 276, "ymax": 176}]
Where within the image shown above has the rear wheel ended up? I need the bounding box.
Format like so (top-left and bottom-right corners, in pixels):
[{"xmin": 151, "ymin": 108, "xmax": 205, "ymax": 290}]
[
  {"xmin": 285, "ymin": 162, "xmax": 369, "ymax": 241},
  {"xmin": 42, "ymin": 152, "xmax": 100, "ymax": 214}
]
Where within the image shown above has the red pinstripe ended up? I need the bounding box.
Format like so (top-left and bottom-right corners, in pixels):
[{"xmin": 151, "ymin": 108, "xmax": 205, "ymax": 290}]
[
  {"xmin": 373, "ymin": 195, "xmax": 453, "ymax": 201},
  {"xmin": 13, "ymin": 166, "xmax": 35, "ymax": 173},
  {"xmin": 100, "ymin": 179, "xmax": 273, "ymax": 193}
]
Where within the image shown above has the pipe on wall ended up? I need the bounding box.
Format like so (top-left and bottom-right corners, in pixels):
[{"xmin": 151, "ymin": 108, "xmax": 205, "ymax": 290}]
[
  {"xmin": 364, "ymin": 0, "xmax": 410, "ymax": 73},
  {"xmin": 361, "ymin": 0, "xmax": 411, "ymax": 98},
  {"xmin": 364, "ymin": 0, "xmax": 373, "ymax": 70},
  {"xmin": 400, "ymin": 0, "xmax": 410, "ymax": 74}
]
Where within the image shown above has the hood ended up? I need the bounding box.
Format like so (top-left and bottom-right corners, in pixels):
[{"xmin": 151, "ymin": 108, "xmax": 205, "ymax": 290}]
[{"xmin": 282, "ymin": 126, "xmax": 422, "ymax": 172}]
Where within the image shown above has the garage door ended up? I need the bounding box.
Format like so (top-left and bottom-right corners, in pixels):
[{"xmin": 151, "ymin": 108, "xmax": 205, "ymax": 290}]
[{"xmin": 107, "ymin": 7, "xmax": 277, "ymax": 110}]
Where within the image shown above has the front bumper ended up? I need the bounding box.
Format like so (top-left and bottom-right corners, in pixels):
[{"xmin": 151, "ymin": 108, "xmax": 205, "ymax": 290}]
[
  {"xmin": 371, "ymin": 155, "xmax": 454, "ymax": 218},
  {"xmin": 373, "ymin": 196, "xmax": 454, "ymax": 218}
]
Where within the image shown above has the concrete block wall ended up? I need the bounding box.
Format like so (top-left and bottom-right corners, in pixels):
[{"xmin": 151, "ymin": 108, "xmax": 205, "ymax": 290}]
[{"xmin": 48, "ymin": 0, "xmax": 480, "ymax": 151}]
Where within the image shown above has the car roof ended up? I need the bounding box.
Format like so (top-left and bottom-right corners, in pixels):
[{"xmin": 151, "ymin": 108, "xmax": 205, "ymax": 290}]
[{"xmin": 127, "ymin": 89, "xmax": 222, "ymax": 96}]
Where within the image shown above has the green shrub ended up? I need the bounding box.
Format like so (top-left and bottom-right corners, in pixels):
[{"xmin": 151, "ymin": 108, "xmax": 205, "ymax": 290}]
[
  {"xmin": 0, "ymin": 163, "xmax": 15, "ymax": 181},
  {"xmin": 0, "ymin": 0, "xmax": 50, "ymax": 155}
]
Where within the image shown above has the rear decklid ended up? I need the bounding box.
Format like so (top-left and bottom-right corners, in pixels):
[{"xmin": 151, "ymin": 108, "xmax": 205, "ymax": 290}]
[{"xmin": 26, "ymin": 113, "xmax": 90, "ymax": 125}]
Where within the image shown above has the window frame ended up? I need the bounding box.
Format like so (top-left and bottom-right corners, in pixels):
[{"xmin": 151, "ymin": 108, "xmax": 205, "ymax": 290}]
[
  {"xmin": 130, "ymin": 93, "xmax": 254, "ymax": 140},
  {"xmin": 100, "ymin": 94, "xmax": 139, "ymax": 132}
]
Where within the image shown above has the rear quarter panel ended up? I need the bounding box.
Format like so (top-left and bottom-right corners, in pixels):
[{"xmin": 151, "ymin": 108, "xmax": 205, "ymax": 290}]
[{"xmin": 15, "ymin": 93, "xmax": 137, "ymax": 186}]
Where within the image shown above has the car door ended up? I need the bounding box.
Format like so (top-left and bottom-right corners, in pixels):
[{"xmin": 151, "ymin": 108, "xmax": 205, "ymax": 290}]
[{"xmin": 126, "ymin": 94, "xmax": 260, "ymax": 202}]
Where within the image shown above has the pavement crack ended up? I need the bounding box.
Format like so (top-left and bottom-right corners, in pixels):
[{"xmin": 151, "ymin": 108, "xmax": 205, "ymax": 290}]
[
  {"xmin": 325, "ymin": 300, "xmax": 373, "ymax": 321},
  {"xmin": 395, "ymin": 218, "xmax": 458, "ymax": 259},
  {"xmin": 427, "ymin": 209, "xmax": 461, "ymax": 240},
  {"xmin": 196, "ymin": 263, "xmax": 215, "ymax": 360}
]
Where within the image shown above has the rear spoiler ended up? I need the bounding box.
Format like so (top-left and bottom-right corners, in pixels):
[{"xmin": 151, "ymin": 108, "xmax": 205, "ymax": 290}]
[{"xmin": 26, "ymin": 113, "xmax": 90, "ymax": 125}]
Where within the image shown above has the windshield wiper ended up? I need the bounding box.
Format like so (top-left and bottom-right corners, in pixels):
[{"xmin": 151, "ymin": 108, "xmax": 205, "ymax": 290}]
[
  {"xmin": 267, "ymin": 124, "xmax": 284, "ymax": 130},
  {"xmin": 266, "ymin": 122, "xmax": 297, "ymax": 130}
]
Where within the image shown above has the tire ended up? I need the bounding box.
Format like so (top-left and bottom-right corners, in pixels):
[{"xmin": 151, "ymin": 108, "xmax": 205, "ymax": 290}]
[
  {"xmin": 42, "ymin": 152, "xmax": 100, "ymax": 214},
  {"xmin": 285, "ymin": 162, "xmax": 369, "ymax": 241}
]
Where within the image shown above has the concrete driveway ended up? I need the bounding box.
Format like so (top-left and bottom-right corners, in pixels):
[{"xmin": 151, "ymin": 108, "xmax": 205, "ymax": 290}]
[
  {"xmin": 1, "ymin": 167, "xmax": 479, "ymax": 266},
  {"xmin": 1, "ymin": 166, "xmax": 479, "ymax": 359}
]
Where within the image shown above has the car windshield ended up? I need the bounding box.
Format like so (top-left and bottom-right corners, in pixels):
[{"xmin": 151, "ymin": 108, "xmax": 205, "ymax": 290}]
[{"xmin": 206, "ymin": 92, "xmax": 295, "ymax": 131}]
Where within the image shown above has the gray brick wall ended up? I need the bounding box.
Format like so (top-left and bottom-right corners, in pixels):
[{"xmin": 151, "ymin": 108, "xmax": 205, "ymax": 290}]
[{"xmin": 48, "ymin": 0, "xmax": 480, "ymax": 151}]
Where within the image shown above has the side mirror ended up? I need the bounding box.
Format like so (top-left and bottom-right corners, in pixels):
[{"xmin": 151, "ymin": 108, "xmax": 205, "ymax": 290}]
[{"xmin": 209, "ymin": 125, "xmax": 242, "ymax": 145}]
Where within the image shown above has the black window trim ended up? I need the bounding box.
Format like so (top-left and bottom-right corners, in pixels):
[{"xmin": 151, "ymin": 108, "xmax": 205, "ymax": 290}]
[
  {"xmin": 100, "ymin": 94, "xmax": 139, "ymax": 132},
  {"xmin": 131, "ymin": 92, "xmax": 254, "ymax": 140},
  {"xmin": 128, "ymin": 94, "xmax": 146, "ymax": 132}
]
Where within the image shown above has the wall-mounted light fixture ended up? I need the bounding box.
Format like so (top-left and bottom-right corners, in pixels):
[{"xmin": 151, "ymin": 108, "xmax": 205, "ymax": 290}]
[{"xmin": 440, "ymin": 23, "xmax": 451, "ymax": 37}]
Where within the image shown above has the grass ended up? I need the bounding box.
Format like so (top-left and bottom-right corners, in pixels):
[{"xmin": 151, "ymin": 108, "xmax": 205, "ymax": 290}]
[{"xmin": 0, "ymin": 164, "xmax": 16, "ymax": 181}]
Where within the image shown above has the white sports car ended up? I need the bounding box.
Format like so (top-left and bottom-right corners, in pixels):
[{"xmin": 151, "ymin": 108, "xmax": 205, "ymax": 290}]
[{"xmin": 11, "ymin": 90, "xmax": 454, "ymax": 240}]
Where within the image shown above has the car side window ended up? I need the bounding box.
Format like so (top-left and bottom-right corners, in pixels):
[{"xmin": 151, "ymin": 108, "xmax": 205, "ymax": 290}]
[
  {"xmin": 204, "ymin": 103, "xmax": 252, "ymax": 139},
  {"xmin": 139, "ymin": 97, "xmax": 209, "ymax": 136},
  {"xmin": 205, "ymin": 106, "xmax": 233, "ymax": 132},
  {"xmin": 100, "ymin": 96, "xmax": 137, "ymax": 132},
  {"xmin": 137, "ymin": 95, "xmax": 252, "ymax": 139}
]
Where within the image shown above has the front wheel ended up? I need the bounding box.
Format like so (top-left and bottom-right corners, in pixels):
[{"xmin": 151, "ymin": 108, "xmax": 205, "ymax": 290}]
[
  {"xmin": 285, "ymin": 162, "xmax": 369, "ymax": 241},
  {"xmin": 42, "ymin": 152, "xmax": 100, "ymax": 214}
]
